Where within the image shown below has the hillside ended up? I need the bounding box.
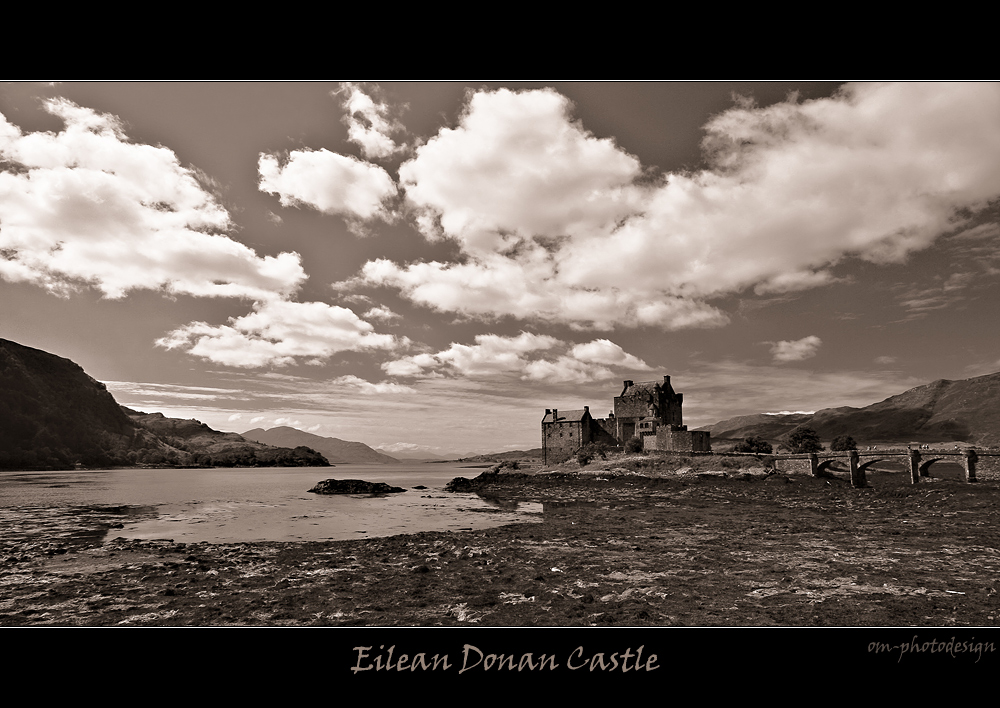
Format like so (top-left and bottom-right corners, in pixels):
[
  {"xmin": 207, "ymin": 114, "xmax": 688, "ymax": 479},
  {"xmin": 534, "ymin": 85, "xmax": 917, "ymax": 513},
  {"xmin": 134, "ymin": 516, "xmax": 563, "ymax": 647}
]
[
  {"xmin": 457, "ymin": 448, "xmax": 545, "ymax": 464},
  {"xmin": 127, "ymin": 411, "xmax": 329, "ymax": 468},
  {"xmin": 0, "ymin": 337, "xmax": 329, "ymax": 470},
  {"xmin": 0, "ymin": 339, "xmax": 147, "ymax": 469},
  {"xmin": 696, "ymin": 413, "xmax": 812, "ymax": 442},
  {"xmin": 700, "ymin": 371, "xmax": 1000, "ymax": 447},
  {"xmin": 241, "ymin": 427, "xmax": 400, "ymax": 465}
]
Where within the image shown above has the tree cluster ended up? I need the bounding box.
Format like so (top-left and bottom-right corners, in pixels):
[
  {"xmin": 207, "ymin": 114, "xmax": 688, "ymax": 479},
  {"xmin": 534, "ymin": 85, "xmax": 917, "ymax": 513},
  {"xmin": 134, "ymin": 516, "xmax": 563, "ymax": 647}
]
[
  {"xmin": 733, "ymin": 436, "xmax": 773, "ymax": 454},
  {"xmin": 624, "ymin": 437, "xmax": 645, "ymax": 454},
  {"xmin": 779, "ymin": 427, "xmax": 824, "ymax": 453},
  {"xmin": 830, "ymin": 435, "xmax": 857, "ymax": 451}
]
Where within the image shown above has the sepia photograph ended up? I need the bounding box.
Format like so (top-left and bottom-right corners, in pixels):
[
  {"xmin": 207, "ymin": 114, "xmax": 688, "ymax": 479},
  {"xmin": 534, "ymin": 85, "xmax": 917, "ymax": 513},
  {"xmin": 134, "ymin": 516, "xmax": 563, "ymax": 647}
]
[{"xmin": 2, "ymin": 82, "xmax": 999, "ymax": 662}]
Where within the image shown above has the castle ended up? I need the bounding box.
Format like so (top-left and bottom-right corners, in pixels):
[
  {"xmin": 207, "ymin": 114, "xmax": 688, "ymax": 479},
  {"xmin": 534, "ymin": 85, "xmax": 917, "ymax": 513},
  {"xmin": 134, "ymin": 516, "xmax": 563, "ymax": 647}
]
[{"xmin": 541, "ymin": 376, "xmax": 711, "ymax": 464}]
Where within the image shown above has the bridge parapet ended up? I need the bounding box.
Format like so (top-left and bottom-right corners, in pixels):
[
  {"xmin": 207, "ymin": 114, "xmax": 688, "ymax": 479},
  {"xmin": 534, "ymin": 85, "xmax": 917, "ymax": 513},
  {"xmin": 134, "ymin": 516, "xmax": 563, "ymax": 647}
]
[{"xmin": 766, "ymin": 449, "xmax": 1000, "ymax": 483}]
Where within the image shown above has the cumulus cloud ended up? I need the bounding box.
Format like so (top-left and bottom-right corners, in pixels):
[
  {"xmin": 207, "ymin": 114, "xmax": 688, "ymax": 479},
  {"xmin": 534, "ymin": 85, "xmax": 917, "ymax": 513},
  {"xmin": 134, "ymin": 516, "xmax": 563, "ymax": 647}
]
[
  {"xmin": 156, "ymin": 299, "xmax": 403, "ymax": 367},
  {"xmin": 568, "ymin": 339, "xmax": 652, "ymax": 369},
  {"xmin": 350, "ymin": 83, "xmax": 1000, "ymax": 330},
  {"xmin": 767, "ymin": 335, "xmax": 822, "ymax": 363},
  {"xmin": 258, "ymin": 149, "xmax": 396, "ymax": 221},
  {"xmin": 339, "ymin": 83, "xmax": 406, "ymax": 160},
  {"xmin": 0, "ymin": 99, "xmax": 305, "ymax": 300},
  {"xmin": 0, "ymin": 99, "xmax": 306, "ymax": 299},
  {"xmin": 398, "ymin": 88, "xmax": 643, "ymax": 254},
  {"xmin": 331, "ymin": 375, "xmax": 416, "ymax": 395},
  {"xmin": 382, "ymin": 331, "xmax": 650, "ymax": 384}
]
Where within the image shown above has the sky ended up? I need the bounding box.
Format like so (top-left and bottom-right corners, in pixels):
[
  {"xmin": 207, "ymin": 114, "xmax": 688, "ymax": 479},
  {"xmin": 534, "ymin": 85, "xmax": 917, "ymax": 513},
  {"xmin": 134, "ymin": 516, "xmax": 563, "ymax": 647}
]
[{"xmin": 2, "ymin": 81, "xmax": 1000, "ymax": 458}]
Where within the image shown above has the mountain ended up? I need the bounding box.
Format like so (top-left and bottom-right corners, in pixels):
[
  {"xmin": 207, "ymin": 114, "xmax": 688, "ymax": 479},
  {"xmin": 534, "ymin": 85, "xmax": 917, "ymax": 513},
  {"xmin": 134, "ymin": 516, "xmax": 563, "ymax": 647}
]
[
  {"xmin": 696, "ymin": 413, "xmax": 812, "ymax": 442},
  {"xmin": 241, "ymin": 427, "xmax": 400, "ymax": 464},
  {"xmin": 380, "ymin": 451, "xmax": 452, "ymax": 461},
  {"xmin": 0, "ymin": 337, "xmax": 329, "ymax": 470},
  {"xmin": 0, "ymin": 338, "xmax": 146, "ymax": 469},
  {"xmin": 127, "ymin": 411, "xmax": 329, "ymax": 468},
  {"xmin": 700, "ymin": 371, "xmax": 1000, "ymax": 447}
]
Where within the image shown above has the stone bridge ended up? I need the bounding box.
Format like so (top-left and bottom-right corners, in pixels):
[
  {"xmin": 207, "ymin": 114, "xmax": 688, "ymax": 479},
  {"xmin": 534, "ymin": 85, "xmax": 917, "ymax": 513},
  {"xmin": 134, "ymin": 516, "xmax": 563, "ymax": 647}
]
[{"xmin": 770, "ymin": 448, "xmax": 1000, "ymax": 488}]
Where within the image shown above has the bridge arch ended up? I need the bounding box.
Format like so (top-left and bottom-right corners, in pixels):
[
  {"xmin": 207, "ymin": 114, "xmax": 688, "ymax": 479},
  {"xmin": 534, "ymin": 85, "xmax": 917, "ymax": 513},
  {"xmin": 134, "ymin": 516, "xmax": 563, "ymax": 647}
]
[
  {"xmin": 918, "ymin": 458, "xmax": 947, "ymax": 477},
  {"xmin": 815, "ymin": 459, "xmax": 844, "ymax": 476},
  {"xmin": 857, "ymin": 458, "xmax": 890, "ymax": 475}
]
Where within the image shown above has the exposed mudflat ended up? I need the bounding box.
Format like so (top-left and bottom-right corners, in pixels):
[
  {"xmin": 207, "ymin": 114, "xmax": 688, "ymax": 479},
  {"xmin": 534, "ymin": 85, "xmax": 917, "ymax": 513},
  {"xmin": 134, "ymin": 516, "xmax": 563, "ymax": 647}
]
[{"xmin": 3, "ymin": 468, "xmax": 1000, "ymax": 626}]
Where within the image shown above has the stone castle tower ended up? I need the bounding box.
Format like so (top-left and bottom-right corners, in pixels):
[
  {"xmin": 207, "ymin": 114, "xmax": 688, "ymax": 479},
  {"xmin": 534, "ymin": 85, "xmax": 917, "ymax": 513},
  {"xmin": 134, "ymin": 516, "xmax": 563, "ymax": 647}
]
[{"xmin": 541, "ymin": 375, "xmax": 710, "ymax": 464}]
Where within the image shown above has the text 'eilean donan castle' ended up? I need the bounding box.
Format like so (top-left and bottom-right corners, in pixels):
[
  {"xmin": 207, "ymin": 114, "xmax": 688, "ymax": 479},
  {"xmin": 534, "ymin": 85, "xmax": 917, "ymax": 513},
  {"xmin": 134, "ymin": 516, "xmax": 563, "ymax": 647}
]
[{"xmin": 541, "ymin": 376, "xmax": 711, "ymax": 464}]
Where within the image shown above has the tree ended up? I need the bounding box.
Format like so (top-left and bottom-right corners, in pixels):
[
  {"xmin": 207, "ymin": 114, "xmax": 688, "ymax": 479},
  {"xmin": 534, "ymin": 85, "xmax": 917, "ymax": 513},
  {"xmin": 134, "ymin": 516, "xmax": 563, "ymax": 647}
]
[
  {"xmin": 782, "ymin": 427, "xmax": 824, "ymax": 453},
  {"xmin": 733, "ymin": 436, "xmax": 773, "ymax": 454},
  {"xmin": 830, "ymin": 435, "xmax": 857, "ymax": 452},
  {"xmin": 624, "ymin": 437, "xmax": 644, "ymax": 454},
  {"xmin": 577, "ymin": 442, "xmax": 609, "ymax": 466}
]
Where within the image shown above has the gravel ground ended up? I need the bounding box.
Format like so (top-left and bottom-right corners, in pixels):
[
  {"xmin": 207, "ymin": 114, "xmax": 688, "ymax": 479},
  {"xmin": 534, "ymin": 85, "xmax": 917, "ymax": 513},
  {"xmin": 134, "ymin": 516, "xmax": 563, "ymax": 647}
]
[{"xmin": 3, "ymin": 467, "xmax": 1000, "ymax": 628}]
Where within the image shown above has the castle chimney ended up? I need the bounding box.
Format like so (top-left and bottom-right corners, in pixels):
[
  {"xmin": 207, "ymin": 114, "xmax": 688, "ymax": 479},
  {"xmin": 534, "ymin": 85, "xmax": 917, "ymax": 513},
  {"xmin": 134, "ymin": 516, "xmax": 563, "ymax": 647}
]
[
  {"xmin": 552, "ymin": 408, "xmax": 558, "ymax": 422},
  {"xmin": 663, "ymin": 375, "xmax": 670, "ymax": 385},
  {"xmin": 621, "ymin": 380, "xmax": 633, "ymax": 397}
]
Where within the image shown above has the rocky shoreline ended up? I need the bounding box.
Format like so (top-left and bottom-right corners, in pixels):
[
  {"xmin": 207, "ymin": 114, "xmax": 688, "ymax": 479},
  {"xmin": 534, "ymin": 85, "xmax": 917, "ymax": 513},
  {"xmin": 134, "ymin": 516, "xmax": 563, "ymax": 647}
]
[{"xmin": 3, "ymin": 466, "xmax": 1000, "ymax": 626}]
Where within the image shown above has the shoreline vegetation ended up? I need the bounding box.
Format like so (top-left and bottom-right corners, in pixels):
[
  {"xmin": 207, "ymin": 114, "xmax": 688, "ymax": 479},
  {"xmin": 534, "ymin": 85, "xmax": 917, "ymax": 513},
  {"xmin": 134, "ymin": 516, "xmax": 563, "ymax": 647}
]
[{"xmin": 3, "ymin": 453, "xmax": 1000, "ymax": 627}]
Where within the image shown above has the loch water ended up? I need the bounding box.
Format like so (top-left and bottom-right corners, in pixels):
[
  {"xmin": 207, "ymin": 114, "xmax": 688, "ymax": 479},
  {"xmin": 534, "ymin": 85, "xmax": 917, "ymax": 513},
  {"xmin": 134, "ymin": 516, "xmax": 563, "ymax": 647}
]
[{"xmin": 0, "ymin": 464, "xmax": 542, "ymax": 543}]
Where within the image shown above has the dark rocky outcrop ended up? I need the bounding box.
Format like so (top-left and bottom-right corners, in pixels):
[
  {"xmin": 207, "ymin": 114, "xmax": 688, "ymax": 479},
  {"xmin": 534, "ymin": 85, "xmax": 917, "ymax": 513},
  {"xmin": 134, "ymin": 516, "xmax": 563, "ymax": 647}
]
[
  {"xmin": 308, "ymin": 479, "xmax": 406, "ymax": 495},
  {"xmin": 443, "ymin": 477, "xmax": 476, "ymax": 492}
]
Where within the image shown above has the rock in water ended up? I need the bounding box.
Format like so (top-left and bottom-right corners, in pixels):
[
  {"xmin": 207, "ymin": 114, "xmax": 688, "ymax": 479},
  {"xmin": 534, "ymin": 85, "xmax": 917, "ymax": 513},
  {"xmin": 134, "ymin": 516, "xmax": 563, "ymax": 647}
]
[{"xmin": 308, "ymin": 479, "xmax": 406, "ymax": 495}]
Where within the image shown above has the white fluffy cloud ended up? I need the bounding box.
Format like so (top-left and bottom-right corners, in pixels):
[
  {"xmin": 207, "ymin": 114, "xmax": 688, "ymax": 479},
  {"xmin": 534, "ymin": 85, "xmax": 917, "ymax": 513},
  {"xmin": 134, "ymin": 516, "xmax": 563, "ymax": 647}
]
[
  {"xmin": 339, "ymin": 83, "xmax": 405, "ymax": 160},
  {"xmin": 0, "ymin": 99, "xmax": 305, "ymax": 300},
  {"xmin": 353, "ymin": 83, "xmax": 1000, "ymax": 330},
  {"xmin": 332, "ymin": 375, "xmax": 416, "ymax": 395},
  {"xmin": 258, "ymin": 149, "xmax": 396, "ymax": 221},
  {"xmin": 398, "ymin": 88, "xmax": 642, "ymax": 255},
  {"xmin": 382, "ymin": 332, "xmax": 650, "ymax": 384},
  {"xmin": 156, "ymin": 299, "xmax": 403, "ymax": 367},
  {"xmin": 768, "ymin": 336, "xmax": 822, "ymax": 363}
]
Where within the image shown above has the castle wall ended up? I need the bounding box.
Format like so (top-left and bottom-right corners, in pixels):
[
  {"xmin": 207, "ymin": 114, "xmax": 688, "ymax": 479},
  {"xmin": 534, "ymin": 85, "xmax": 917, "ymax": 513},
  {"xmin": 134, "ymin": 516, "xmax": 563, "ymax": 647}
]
[
  {"xmin": 590, "ymin": 419, "xmax": 619, "ymax": 446},
  {"xmin": 542, "ymin": 420, "xmax": 586, "ymax": 464},
  {"xmin": 652, "ymin": 428, "xmax": 712, "ymax": 453}
]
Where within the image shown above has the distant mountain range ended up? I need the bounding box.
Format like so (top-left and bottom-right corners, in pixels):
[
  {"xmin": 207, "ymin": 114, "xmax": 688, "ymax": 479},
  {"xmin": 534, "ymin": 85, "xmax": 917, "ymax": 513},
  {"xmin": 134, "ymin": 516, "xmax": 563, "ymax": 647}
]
[
  {"xmin": 242, "ymin": 427, "xmax": 400, "ymax": 465},
  {"xmin": 456, "ymin": 448, "xmax": 544, "ymax": 463},
  {"xmin": 8, "ymin": 336, "xmax": 1000, "ymax": 469},
  {"xmin": 125, "ymin": 410, "xmax": 328, "ymax": 468},
  {"xmin": 376, "ymin": 449, "xmax": 453, "ymax": 461},
  {"xmin": 0, "ymin": 338, "xmax": 327, "ymax": 470},
  {"xmin": 698, "ymin": 372, "xmax": 1000, "ymax": 447}
]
